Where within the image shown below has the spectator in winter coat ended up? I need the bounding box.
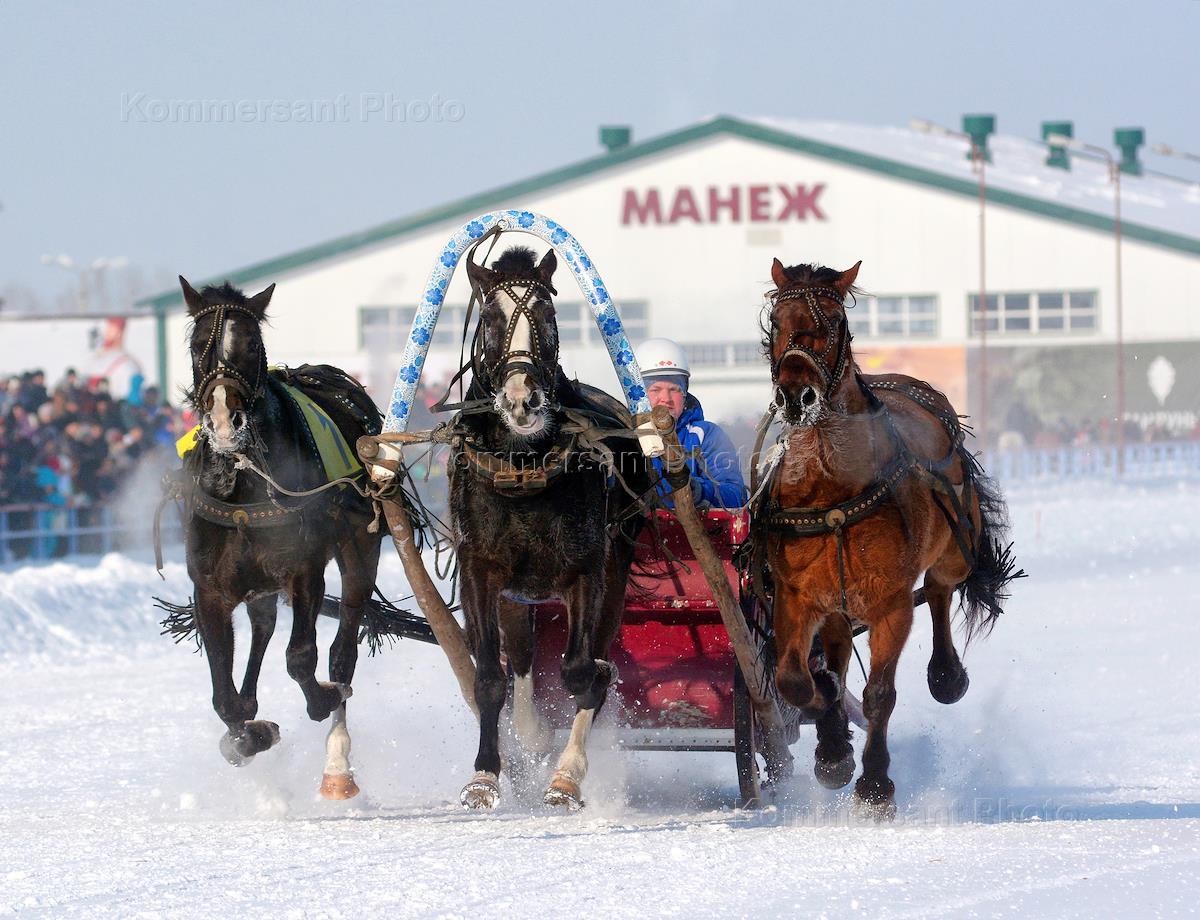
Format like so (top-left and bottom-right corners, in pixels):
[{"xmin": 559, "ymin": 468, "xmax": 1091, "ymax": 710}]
[{"xmin": 636, "ymin": 338, "xmax": 747, "ymax": 510}]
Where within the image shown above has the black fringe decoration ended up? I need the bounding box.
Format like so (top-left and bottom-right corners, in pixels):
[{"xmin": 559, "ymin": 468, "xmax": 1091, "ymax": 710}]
[{"xmin": 153, "ymin": 596, "xmax": 202, "ymax": 654}]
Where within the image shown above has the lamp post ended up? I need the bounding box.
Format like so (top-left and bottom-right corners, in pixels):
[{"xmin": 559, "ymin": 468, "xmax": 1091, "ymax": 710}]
[
  {"xmin": 40, "ymin": 254, "xmax": 129, "ymax": 313},
  {"xmin": 910, "ymin": 118, "xmax": 990, "ymax": 453},
  {"xmin": 1150, "ymin": 142, "xmax": 1200, "ymax": 166},
  {"xmin": 1045, "ymin": 134, "xmax": 1125, "ymax": 474}
]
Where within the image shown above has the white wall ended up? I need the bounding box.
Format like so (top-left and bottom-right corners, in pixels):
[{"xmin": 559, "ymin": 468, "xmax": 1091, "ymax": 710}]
[{"xmin": 162, "ymin": 134, "xmax": 1200, "ymax": 422}]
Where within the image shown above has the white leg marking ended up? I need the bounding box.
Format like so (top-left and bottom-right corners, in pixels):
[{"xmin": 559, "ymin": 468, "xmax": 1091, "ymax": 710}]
[
  {"xmin": 552, "ymin": 707, "xmax": 595, "ymax": 786},
  {"xmin": 323, "ymin": 704, "xmax": 352, "ymax": 777},
  {"xmin": 513, "ymin": 673, "xmax": 552, "ymax": 753}
]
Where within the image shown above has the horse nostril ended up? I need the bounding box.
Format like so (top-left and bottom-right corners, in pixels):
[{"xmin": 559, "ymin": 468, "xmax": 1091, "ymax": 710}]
[
  {"xmin": 773, "ymin": 385, "xmax": 788, "ymax": 409},
  {"xmin": 527, "ymin": 390, "xmax": 543, "ymax": 410},
  {"xmin": 231, "ymin": 410, "xmax": 247, "ymax": 428},
  {"xmin": 800, "ymin": 387, "xmax": 818, "ymax": 408}
]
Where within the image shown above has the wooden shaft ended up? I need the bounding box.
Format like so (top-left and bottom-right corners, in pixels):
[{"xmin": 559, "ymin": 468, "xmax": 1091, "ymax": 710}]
[
  {"xmin": 650, "ymin": 406, "xmax": 793, "ymax": 777},
  {"xmin": 379, "ymin": 498, "xmax": 479, "ymax": 719}
]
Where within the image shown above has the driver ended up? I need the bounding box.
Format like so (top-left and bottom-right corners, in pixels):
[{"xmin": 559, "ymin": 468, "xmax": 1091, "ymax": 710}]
[{"xmin": 636, "ymin": 338, "xmax": 747, "ymax": 509}]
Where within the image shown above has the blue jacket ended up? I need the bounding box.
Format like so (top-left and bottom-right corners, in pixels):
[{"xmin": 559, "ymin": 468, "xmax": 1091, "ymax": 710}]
[{"xmin": 654, "ymin": 395, "xmax": 747, "ymax": 509}]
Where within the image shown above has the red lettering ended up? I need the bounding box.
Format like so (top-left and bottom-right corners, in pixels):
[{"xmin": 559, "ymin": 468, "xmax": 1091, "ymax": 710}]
[
  {"xmin": 668, "ymin": 187, "xmax": 702, "ymax": 223},
  {"xmin": 621, "ymin": 188, "xmax": 663, "ymax": 225},
  {"xmin": 707, "ymin": 186, "xmax": 741, "ymax": 222},
  {"xmin": 748, "ymin": 185, "xmax": 771, "ymax": 222},
  {"xmin": 776, "ymin": 183, "xmax": 826, "ymax": 221}
]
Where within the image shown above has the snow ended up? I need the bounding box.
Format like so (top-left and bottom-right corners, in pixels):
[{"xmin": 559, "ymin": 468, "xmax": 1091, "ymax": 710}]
[
  {"xmin": 2, "ymin": 481, "xmax": 1199, "ymax": 917},
  {"xmin": 749, "ymin": 117, "xmax": 1200, "ymax": 241}
]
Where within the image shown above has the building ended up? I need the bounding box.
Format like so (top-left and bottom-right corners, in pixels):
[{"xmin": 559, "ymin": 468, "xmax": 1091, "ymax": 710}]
[{"xmin": 140, "ymin": 115, "xmax": 1200, "ymax": 445}]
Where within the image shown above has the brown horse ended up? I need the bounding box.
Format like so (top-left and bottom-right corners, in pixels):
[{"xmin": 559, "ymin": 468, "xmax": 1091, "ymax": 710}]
[{"xmin": 756, "ymin": 258, "xmax": 1020, "ymax": 819}]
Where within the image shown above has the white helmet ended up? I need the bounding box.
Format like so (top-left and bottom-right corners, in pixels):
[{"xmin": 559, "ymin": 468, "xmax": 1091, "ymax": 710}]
[{"xmin": 635, "ymin": 338, "xmax": 690, "ymax": 380}]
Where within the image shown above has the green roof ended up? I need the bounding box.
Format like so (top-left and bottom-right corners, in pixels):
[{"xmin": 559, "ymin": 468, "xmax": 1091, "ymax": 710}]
[{"xmin": 140, "ymin": 115, "xmax": 1200, "ymax": 313}]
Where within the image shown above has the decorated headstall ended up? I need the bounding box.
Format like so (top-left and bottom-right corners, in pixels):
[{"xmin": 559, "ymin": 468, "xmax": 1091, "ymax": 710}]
[
  {"xmin": 463, "ymin": 232, "xmax": 560, "ymax": 398},
  {"xmin": 190, "ymin": 302, "xmax": 265, "ymax": 409},
  {"xmin": 769, "ymin": 285, "xmax": 850, "ymax": 399}
]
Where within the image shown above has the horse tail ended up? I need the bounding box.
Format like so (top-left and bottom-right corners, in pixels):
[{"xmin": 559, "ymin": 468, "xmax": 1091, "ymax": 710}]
[{"xmin": 957, "ymin": 462, "xmax": 1024, "ymax": 642}]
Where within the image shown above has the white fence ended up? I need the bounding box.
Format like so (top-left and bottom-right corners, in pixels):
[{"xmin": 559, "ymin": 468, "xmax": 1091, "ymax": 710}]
[
  {"xmin": 987, "ymin": 440, "xmax": 1200, "ymax": 483},
  {"xmin": 2, "ymin": 440, "xmax": 1198, "ymax": 561}
]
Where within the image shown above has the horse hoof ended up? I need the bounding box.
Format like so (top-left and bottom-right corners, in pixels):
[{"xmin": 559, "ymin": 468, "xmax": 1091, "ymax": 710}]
[
  {"xmin": 852, "ymin": 777, "xmax": 897, "ymax": 822},
  {"xmin": 814, "ymin": 751, "xmax": 856, "ymax": 790},
  {"xmin": 219, "ymin": 721, "xmax": 280, "ymax": 766},
  {"xmin": 319, "ymin": 772, "xmax": 360, "ymax": 800},
  {"xmin": 219, "ymin": 731, "xmax": 252, "ymax": 767},
  {"xmin": 927, "ymin": 663, "xmax": 970, "ymax": 705},
  {"xmin": 851, "ymin": 793, "xmax": 897, "ymax": 823},
  {"xmin": 543, "ymin": 773, "xmax": 584, "ymax": 811},
  {"xmin": 460, "ymin": 771, "xmax": 500, "ymax": 810}
]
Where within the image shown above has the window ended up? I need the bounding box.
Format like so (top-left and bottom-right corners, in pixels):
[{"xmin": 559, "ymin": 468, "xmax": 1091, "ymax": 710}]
[
  {"xmin": 683, "ymin": 343, "xmax": 730, "ymax": 367},
  {"xmin": 849, "ymin": 294, "xmax": 941, "ymax": 338},
  {"xmin": 969, "ymin": 290, "xmax": 1098, "ymax": 335},
  {"xmin": 679, "ymin": 341, "xmax": 773, "ymax": 368},
  {"xmin": 359, "ymin": 300, "xmax": 650, "ymax": 350}
]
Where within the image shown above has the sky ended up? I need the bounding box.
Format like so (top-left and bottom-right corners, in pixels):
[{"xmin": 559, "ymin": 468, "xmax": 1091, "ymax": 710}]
[{"xmin": 1, "ymin": 0, "xmax": 1197, "ymax": 310}]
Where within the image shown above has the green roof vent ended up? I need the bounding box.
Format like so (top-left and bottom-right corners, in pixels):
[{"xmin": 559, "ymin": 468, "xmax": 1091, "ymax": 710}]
[
  {"xmin": 1042, "ymin": 121, "xmax": 1073, "ymax": 170},
  {"xmin": 599, "ymin": 125, "xmax": 632, "ymax": 153},
  {"xmin": 1114, "ymin": 127, "xmax": 1144, "ymax": 176},
  {"xmin": 962, "ymin": 114, "xmax": 995, "ymax": 163}
]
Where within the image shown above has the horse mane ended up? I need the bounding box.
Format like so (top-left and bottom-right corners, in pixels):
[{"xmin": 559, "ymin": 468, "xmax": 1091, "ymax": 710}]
[
  {"xmin": 191, "ymin": 282, "xmax": 271, "ymax": 321},
  {"xmin": 777, "ymin": 263, "xmax": 863, "ymax": 301},
  {"xmin": 760, "ymin": 262, "xmax": 863, "ymax": 357},
  {"xmin": 490, "ymin": 246, "xmax": 539, "ymax": 278}
]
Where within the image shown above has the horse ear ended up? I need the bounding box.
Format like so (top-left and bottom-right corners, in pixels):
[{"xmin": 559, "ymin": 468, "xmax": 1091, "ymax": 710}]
[
  {"xmin": 770, "ymin": 258, "xmax": 790, "ymax": 290},
  {"xmin": 179, "ymin": 276, "xmax": 205, "ymax": 315},
  {"xmin": 536, "ymin": 249, "xmax": 558, "ymax": 295},
  {"xmin": 246, "ymin": 283, "xmax": 275, "ymax": 318},
  {"xmin": 466, "ymin": 258, "xmax": 497, "ymax": 292},
  {"xmin": 834, "ymin": 261, "xmax": 862, "ymax": 295}
]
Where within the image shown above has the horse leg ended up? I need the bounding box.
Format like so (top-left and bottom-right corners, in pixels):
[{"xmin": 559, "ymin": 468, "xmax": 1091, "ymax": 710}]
[
  {"xmin": 195, "ymin": 589, "xmax": 279, "ymax": 766},
  {"xmin": 286, "ymin": 569, "xmax": 348, "ymax": 723},
  {"xmin": 772, "ymin": 581, "xmax": 829, "ymax": 716},
  {"xmin": 925, "ymin": 574, "xmax": 970, "ymax": 705},
  {"xmin": 500, "ymin": 598, "xmax": 552, "ymax": 756},
  {"xmin": 813, "ymin": 613, "xmax": 856, "ymax": 789},
  {"xmin": 318, "ymin": 538, "xmax": 379, "ymax": 800},
  {"xmin": 461, "ymin": 575, "xmax": 506, "ymax": 810},
  {"xmin": 853, "ymin": 595, "xmax": 913, "ymax": 821},
  {"xmin": 545, "ymin": 572, "xmax": 620, "ymax": 810},
  {"xmin": 239, "ymin": 593, "xmax": 277, "ymax": 716}
]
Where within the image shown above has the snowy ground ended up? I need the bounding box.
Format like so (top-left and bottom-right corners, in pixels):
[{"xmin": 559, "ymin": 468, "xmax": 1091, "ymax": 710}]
[{"xmin": 2, "ymin": 480, "xmax": 1199, "ymax": 918}]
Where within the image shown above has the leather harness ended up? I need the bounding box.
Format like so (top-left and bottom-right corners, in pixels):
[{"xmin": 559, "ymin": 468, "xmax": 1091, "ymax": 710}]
[{"xmin": 745, "ymin": 284, "xmax": 985, "ymax": 620}]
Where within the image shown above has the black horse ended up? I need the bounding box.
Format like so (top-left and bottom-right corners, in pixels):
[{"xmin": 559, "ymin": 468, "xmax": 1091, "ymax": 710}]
[
  {"xmin": 449, "ymin": 246, "xmax": 653, "ymax": 810},
  {"xmin": 174, "ymin": 277, "xmax": 384, "ymax": 799}
]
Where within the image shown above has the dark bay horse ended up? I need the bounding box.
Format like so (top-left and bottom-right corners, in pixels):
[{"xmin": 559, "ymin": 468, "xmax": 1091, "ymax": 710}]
[
  {"xmin": 757, "ymin": 259, "xmax": 1020, "ymax": 819},
  {"xmin": 448, "ymin": 246, "xmax": 653, "ymax": 810},
  {"xmin": 175, "ymin": 277, "xmax": 384, "ymax": 799}
]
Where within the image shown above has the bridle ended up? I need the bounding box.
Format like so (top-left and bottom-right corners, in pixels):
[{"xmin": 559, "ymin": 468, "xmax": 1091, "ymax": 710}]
[
  {"xmin": 769, "ymin": 285, "xmax": 850, "ymax": 400},
  {"xmin": 478, "ymin": 277, "xmax": 559, "ymax": 399},
  {"xmin": 190, "ymin": 303, "xmax": 266, "ymax": 410}
]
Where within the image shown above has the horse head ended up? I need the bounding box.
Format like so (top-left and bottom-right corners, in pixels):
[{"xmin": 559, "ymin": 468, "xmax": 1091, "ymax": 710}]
[
  {"xmin": 466, "ymin": 246, "xmax": 560, "ymax": 438},
  {"xmin": 765, "ymin": 259, "xmax": 861, "ymax": 426},
  {"xmin": 180, "ymin": 276, "xmax": 274, "ymax": 454}
]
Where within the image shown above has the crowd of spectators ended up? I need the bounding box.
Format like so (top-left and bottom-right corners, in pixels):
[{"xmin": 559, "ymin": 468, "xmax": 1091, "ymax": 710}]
[{"xmin": 1, "ymin": 366, "xmax": 190, "ymax": 514}]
